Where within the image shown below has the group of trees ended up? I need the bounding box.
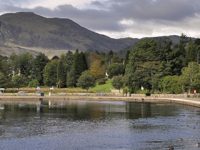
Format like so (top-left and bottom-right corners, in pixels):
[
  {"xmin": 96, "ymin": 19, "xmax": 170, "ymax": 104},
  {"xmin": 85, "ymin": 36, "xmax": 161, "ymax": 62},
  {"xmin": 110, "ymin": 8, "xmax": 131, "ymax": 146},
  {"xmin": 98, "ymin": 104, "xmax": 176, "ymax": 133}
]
[
  {"xmin": 0, "ymin": 49, "xmax": 125, "ymax": 90},
  {"xmin": 0, "ymin": 50, "xmax": 89, "ymax": 88},
  {"xmin": 1, "ymin": 34, "xmax": 200, "ymax": 94},
  {"xmin": 123, "ymin": 35, "xmax": 200, "ymax": 94}
]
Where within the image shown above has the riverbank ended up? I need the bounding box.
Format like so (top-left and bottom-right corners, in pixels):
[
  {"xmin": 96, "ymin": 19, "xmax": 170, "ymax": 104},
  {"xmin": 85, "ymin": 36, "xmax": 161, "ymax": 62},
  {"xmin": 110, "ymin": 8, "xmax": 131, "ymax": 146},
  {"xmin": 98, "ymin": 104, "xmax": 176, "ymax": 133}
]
[{"xmin": 0, "ymin": 94, "xmax": 200, "ymax": 108}]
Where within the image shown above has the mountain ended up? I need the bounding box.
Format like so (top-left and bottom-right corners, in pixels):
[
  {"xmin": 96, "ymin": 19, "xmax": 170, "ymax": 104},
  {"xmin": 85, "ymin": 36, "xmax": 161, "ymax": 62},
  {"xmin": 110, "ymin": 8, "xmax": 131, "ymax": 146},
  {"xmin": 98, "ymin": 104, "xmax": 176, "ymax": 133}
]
[{"xmin": 0, "ymin": 12, "xmax": 138, "ymax": 56}]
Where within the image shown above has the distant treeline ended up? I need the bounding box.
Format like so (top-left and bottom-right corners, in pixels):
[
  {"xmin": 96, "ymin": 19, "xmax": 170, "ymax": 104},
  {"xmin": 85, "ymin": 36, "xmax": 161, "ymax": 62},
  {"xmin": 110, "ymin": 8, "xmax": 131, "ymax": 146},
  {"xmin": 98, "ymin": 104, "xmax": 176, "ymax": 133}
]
[{"xmin": 0, "ymin": 34, "xmax": 200, "ymax": 93}]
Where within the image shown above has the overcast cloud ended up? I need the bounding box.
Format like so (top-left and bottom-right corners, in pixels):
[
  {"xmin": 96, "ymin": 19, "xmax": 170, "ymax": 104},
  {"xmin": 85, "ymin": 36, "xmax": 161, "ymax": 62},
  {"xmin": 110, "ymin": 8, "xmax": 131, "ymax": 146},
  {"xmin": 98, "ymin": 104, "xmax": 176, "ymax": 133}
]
[{"xmin": 0, "ymin": 0, "xmax": 200, "ymax": 38}]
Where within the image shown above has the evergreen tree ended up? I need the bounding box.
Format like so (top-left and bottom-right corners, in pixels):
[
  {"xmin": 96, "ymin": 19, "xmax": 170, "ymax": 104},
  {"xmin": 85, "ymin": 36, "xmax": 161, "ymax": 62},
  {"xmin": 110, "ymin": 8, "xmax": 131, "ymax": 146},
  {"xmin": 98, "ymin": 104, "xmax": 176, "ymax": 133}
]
[
  {"xmin": 43, "ymin": 60, "xmax": 58, "ymax": 86},
  {"xmin": 57, "ymin": 59, "xmax": 66, "ymax": 88},
  {"xmin": 65, "ymin": 51, "xmax": 74, "ymax": 87},
  {"xmin": 67, "ymin": 50, "xmax": 88, "ymax": 87},
  {"xmin": 79, "ymin": 52, "xmax": 88, "ymax": 72},
  {"xmin": 67, "ymin": 68, "xmax": 76, "ymax": 87},
  {"xmin": 124, "ymin": 50, "xmax": 130, "ymax": 67},
  {"xmin": 0, "ymin": 72, "xmax": 8, "ymax": 87},
  {"xmin": 18, "ymin": 53, "xmax": 33, "ymax": 77},
  {"xmin": 31, "ymin": 53, "xmax": 49, "ymax": 85}
]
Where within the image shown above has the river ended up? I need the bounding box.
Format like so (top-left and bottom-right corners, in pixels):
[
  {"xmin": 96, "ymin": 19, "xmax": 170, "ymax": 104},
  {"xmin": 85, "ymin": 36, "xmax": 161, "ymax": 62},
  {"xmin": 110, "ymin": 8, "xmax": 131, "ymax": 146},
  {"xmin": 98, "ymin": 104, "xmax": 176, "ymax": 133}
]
[{"xmin": 0, "ymin": 100, "xmax": 199, "ymax": 150}]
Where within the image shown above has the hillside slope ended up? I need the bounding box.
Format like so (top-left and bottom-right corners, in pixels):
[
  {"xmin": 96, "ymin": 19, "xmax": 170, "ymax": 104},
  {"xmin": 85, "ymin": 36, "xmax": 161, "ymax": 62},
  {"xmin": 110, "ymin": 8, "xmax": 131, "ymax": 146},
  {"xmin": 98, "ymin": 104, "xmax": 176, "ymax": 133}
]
[{"xmin": 0, "ymin": 12, "xmax": 138, "ymax": 56}]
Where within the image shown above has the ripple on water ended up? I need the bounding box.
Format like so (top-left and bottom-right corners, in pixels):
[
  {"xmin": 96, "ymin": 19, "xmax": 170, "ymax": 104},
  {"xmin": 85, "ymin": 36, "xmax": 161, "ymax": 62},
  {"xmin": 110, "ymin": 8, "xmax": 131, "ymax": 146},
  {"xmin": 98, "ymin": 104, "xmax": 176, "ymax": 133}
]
[{"xmin": 0, "ymin": 102, "xmax": 199, "ymax": 150}]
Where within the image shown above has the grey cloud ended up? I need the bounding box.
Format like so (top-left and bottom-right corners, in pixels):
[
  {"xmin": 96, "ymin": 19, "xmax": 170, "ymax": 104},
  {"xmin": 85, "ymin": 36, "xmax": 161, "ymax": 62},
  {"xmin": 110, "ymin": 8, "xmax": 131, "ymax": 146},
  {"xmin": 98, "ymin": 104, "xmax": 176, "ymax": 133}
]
[
  {"xmin": 1, "ymin": 0, "xmax": 200, "ymax": 37},
  {"xmin": 90, "ymin": 1, "xmax": 105, "ymax": 7},
  {"xmin": 102, "ymin": 0, "xmax": 200, "ymax": 21},
  {"xmin": 21, "ymin": 4, "xmax": 124, "ymax": 31}
]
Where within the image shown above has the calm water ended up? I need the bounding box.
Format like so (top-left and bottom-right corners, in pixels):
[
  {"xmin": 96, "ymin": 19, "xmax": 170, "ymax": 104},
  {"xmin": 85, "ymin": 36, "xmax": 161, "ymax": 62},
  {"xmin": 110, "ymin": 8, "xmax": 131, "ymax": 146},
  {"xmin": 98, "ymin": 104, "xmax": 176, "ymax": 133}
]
[{"xmin": 0, "ymin": 100, "xmax": 199, "ymax": 150}]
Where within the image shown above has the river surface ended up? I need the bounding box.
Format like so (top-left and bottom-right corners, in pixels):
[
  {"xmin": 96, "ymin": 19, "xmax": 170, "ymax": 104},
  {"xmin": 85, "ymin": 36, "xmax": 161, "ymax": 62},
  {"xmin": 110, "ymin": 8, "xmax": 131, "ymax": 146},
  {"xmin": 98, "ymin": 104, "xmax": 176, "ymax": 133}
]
[{"xmin": 0, "ymin": 100, "xmax": 199, "ymax": 150}]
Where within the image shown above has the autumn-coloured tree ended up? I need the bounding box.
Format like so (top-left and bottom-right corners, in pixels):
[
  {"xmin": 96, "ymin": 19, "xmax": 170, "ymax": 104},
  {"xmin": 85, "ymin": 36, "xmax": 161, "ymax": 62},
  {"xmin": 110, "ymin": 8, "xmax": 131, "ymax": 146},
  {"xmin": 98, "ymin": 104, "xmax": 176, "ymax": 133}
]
[{"xmin": 90, "ymin": 60, "xmax": 105, "ymax": 79}]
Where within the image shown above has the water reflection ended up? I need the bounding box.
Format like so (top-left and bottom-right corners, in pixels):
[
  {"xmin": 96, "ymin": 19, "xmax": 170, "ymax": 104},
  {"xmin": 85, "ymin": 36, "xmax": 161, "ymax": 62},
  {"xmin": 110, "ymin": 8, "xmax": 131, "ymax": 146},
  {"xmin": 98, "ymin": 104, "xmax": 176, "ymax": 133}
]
[
  {"xmin": 0, "ymin": 101, "xmax": 181, "ymax": 121},
  {"xmin": 0, "ymin": 101, "xmax": 199, "ymax": 150},
  {"xmin": 0, "ymin": 101, "xmax": 179, "ymax": 121}
]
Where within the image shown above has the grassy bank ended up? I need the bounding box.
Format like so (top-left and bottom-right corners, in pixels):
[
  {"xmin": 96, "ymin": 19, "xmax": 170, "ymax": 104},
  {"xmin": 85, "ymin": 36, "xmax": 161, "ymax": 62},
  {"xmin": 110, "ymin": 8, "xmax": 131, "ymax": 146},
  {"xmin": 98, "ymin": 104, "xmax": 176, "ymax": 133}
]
[
  {"xmin": 90, "ymin": 80, "xmax": 113, "ymax": 93},
  {"xmin": 3, "ymin": 80, "xmax": 114, "ymax": 94}
]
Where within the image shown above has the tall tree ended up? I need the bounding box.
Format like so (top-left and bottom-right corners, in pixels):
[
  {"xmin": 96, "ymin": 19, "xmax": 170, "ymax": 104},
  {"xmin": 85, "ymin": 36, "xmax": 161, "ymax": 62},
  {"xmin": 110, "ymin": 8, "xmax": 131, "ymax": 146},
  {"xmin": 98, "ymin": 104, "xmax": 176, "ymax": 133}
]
[
  {"xmin": 90, "ymin": 60, "xmax": 105, "ymax": 79},
  {"xmin": 125, "ymin": 39, "xmax": 160, "ymax": 92},
  {"xmin": 18, "ymin": 53, "xmax": 33, "ymax": 77},
  {"xmin": 124, "ymin": 50, "xmax": 130, "ymax": 67},
  {"xmin": 31, "ymin": 53, "xmax": 49, "ymax": 85},
  {"xmin": 43, "ymin": 60, "xmax": 58, "ymax": 86},
  {"xmin": 57, "ymin": 59, "xmax": 66, "ymax": 88},
  {"xmin": 65, "ymin": 51, "xmax": 74, "ymax": 87},
  {"xmin": 0, "ymin": 72, "xmax": 8, "ymax": 87},
  {"xmin": 67, "ymin": 50, "xmax": 88, "ymax": 87},
  {"xmin": 180, "ymin": 62, "xmax": 200, "ymax": 93}
]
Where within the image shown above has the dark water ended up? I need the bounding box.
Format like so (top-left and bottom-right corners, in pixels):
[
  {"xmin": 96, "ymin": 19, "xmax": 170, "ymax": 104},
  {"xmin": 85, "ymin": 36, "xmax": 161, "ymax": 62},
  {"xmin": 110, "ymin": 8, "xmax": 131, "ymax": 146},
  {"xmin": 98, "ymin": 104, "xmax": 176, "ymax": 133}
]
[{"xmin": 0, "ymin": 101, "xmax": 199, "ymax": 150}]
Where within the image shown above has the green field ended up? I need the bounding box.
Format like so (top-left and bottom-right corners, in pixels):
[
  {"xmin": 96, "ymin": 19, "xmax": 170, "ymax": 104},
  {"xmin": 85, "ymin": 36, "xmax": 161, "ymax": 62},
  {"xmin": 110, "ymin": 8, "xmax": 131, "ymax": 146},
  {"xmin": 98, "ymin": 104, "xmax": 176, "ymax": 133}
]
[
  {"xmin": 4, "ymin": 80, "xmax": 114, "ymax": 94},
  {"xmin": 90, "ymin": 80, "xmax": 113, "ymax": 93}
]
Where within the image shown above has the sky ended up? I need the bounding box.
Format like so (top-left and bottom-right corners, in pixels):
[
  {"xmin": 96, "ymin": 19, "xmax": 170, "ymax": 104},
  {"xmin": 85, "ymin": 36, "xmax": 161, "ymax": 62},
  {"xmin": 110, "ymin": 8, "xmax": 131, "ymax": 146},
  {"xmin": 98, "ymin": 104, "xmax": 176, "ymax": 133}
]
[{"xmin": 0, "ymin": 0, "xmax": 200, "ymax": 39}]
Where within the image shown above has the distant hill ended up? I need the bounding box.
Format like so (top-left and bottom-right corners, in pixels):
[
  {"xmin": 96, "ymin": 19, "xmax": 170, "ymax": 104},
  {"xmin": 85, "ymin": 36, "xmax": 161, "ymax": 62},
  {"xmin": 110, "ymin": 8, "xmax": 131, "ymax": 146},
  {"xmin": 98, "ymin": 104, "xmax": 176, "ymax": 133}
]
[{"xmin": 0, "ymin": 12, "xmax": 138, "ymax": 56}]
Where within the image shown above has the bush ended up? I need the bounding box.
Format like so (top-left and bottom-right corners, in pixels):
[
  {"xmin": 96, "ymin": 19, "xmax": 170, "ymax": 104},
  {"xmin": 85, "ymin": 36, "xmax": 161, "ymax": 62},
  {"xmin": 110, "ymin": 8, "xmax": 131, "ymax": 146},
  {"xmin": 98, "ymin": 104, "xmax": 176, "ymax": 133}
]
[
  {"xmin": 112, "ymin": 75, "xmax": 124, "ymax": 91},
  {"xmin": 28, "ymin": 79, "xmax": 39, "ymax": 87},
  {"xmin": 107, "ymin": 63, "xmax": 124, "ymax": 78},
  {"xmin": 123, "ymin": 87, "xmax": 129, "ymax": 96},
  {"xmin": 145, "ymin": 92, "xmax": 151, "ymax": 96},
  {"xmin": 12, "ymin": 75, "xmax": 28, "ymax": 88},
  {"xmin": 77, "ymin": 71, "xmax": 95, "ymax": 90},
  {"xmin": 97, "ymin": 78, "xmax": 107, "ymax": 85},
  {"xmin": 159, "ymin": 75, "xmax": 182, "ymax": 94}
]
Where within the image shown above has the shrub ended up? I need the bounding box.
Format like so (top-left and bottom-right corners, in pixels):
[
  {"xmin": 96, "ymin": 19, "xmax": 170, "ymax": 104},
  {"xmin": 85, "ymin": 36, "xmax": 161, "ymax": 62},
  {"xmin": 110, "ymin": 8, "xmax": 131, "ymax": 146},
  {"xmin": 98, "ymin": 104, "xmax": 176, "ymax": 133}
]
[
  {"xmin": 77, "ymin": 71, "xmax": 95, "ymax": 90},
  {"xmin": 28, "ymin": 79, "xmax": 39, "ymax": 87},
  {"xmin": 112, "ymin": 75, "xmax": 124, "ymax": 91},
  {"xmin": 97, "ymin": 78, "xmax": 107, "ymax": 85}
]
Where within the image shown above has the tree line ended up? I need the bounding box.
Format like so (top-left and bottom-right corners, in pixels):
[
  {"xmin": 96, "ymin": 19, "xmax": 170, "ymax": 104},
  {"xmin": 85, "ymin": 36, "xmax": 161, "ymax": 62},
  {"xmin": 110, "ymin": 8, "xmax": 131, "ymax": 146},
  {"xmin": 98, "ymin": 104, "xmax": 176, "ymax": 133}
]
[
  {"xmin": 0, "ymin": 49, "xmax": 124, "ymax": 90},
  {"xmin": 1, "ymin": 34, "xmax": 200, "ymax": 94},
  {"xmin": 124, "ymin": 35, "xmax": 200, "ymax": 94}
]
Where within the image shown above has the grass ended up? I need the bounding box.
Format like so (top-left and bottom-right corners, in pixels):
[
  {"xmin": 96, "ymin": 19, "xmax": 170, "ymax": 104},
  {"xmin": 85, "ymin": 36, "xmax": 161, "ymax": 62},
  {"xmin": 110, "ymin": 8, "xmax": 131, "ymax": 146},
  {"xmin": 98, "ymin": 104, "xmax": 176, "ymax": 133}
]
[
  {"xmin": 90, "ymin": 79, "xmax": 113, "ymax": 93},
  {"xmin": 4, "ymin": 80, "xmax": 114, "ymax": 93},
  {"xmin": 5, "ymin": 87, "xmax": 88, "ymax": 93}
]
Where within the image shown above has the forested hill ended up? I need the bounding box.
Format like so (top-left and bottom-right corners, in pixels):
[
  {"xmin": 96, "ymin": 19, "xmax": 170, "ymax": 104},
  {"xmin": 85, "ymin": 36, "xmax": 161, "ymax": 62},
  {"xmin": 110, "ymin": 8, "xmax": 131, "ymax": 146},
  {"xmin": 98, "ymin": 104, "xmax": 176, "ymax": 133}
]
[{"xmin": 0, "ymin": 12, "xmax": 138, "ymax": 56}]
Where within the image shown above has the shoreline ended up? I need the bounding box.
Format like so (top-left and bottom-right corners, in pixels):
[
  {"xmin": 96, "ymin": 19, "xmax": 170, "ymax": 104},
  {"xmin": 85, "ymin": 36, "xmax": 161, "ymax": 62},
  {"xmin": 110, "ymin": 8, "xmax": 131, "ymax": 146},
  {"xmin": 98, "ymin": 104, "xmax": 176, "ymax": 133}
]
[{"xmin": 0, "ymin": 95, "xmax": 200, "ymax": 108}]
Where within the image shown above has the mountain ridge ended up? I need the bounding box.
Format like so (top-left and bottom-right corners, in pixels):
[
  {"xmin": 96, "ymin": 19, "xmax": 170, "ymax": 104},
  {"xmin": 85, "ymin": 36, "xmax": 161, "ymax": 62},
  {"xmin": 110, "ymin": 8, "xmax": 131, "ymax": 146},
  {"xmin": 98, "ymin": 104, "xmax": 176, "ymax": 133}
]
[
  {"xmin": 0, "ymin": 12, "xmax": 193, "ymax": 57},
  {"xmin": 0, "ymin": 12, "xmax": 138, "ymax": 56}
]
